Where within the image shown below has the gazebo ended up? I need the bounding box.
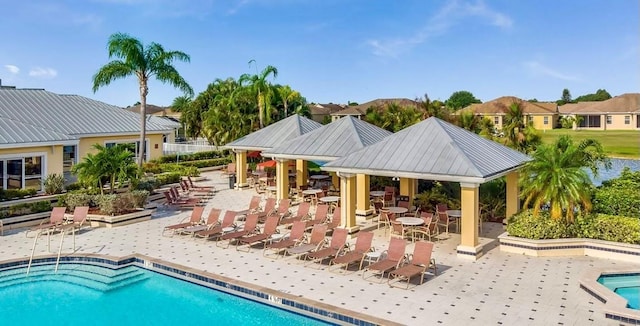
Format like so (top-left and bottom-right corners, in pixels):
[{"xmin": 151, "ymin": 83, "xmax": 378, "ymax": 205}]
[
  {"xmin": 262, "ymin": 116, "xmax": 392, "ymax": 231},
  {"xmin": 224, "ymin": 115, "xmax": 322, "ymax": 189},
  {"xmin": 321, "ymin": 117, "xmax": 530, "ymax": 260}
]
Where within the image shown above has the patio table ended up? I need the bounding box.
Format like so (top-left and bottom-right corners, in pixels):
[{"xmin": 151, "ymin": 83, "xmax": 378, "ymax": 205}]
[
  {"xmin": 386, "ymin": 207, "xmax": 408, "ymax": 216},
  {"xmin": 319, "ymin": 196, "xmax": 340, "ymax": 213},
  {"xmin": 446, "ymin": 210, "xmax": 462, "ymax": 233}
]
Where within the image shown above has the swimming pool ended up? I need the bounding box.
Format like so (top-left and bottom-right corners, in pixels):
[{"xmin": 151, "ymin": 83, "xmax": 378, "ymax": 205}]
[
  {"xmin": 0, "ymin": 263, "xmax": 332, "ymax": 325},
  {"xmin": 598, "ymin": 273, "xmax": 640, "ymax": 310}
]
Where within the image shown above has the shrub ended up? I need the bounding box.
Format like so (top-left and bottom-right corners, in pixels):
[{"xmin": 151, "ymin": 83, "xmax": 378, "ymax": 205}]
[
  {"xmin": 94, "ymin": 194, "xmax": 118, "ymax": 215},
  {"xmin": 507, "ymin": 210, "xmax": 570, "ymax": 240},
  {"xmin": 43, "ymin": 174, "xmax": 66, "ymax": 195},
  {"xmin": 135, "ymin": 179, "xmax": 156, "ymax": 192},
  {"xmin": 593, "ymin": 168, "xmax": 640, "ymax": 217},
  {"xmin": 0, "ymin": 201, "xmax": 52, "ymax": 219},
  {"xmin": 177, "ymin": 158, "xmax": 231, "ymax": 169},
  {"xmin": 127, "ymin": 190, "xmax": 149, "ymax": 208},
  {"xmin": 62, "ymin": 193, "xmax": 94, "ymax": 211},
  {"xmin": 155, "ymin": 150, "xmax": 230, "ymax": 164},
  {"xmin": 0, "ymin": 188, "xmax": 37, "ymax": 201},
  {"xmin": 154, "ymin": 172, "xmax": 182, "ymax": 187},
  {"xmin": 588, "ymin": 214, "xmax": 640, "ymax": 244},
  {"xmin": 65, "ymin": 182, "xmax": 84, "ymax": 192}
]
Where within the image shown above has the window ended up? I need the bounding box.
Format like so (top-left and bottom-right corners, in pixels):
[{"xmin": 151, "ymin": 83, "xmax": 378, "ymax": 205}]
[
  {"xmin": 494, "ymin": 116, "xmax": 500, "ymax": 125},
  {"xmin": 105, "ymin": 139, "xmax": 149, "ymax": 162},
  {"xmin": 63, "ymin": 145, "xmax": 76, "ymax": 175},
  {"xmin": 0, "ymin": 153, "xmax": 45, "ymax": 191},
  {"xmin": 625, "ymin": 116, "xmax": 630, "ymax": 125},
  {"xmin": 24, "ymin": 156, "xmax": 43, "ymax": 190},
  {"xmin": 606, "ymin": 115, "xmax": 612, "ymax": 124},
  {"xmin": 543, "ymin": 116, "xmax": 549, "ymax": 125}
]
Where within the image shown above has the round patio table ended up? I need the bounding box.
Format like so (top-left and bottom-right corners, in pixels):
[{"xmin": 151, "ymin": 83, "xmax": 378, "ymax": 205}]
[
  {"xmin": 386, "ymin": 207, "xmax": 408, "ymax": 215},
  {"xmin": 370, "ymin": 191, "xmax": 385, "ymax": 198},
  {"xmin": 319, "ymin": 196, "xmax": 340, "ymax": 204},
  {"xmin": 309, "ymin": 175, "xmax": 330, "ymax": 180},
  {"xmin": 446, "ymin": 210, "xmax": 462, "ymax": 233},
  {"xmin": 396, "ymin": 217, "xmax": 424, "ymax": 226},
  {"xmin": 302, "ymin": 189, "xmax": 323, "ymax": 195}
]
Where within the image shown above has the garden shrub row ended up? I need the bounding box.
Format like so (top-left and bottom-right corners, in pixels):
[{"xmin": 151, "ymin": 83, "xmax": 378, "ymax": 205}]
[
  {"xmin": 0, "ymin": 188, "xmax": 38, "ymax": 201},
  {"xmin": 0, "ymin": 200, "xmax": 52, "ymax": 219},
  {"xmin": 592, "ymin": 167, "xmax": 640, "ymax": 217},
  {"xmin": 58, "ymin": 190, "xmax": 149, "ymax": 215},
  {"xmin": 155, "ymin": 150, "xmax": 231, "ymax": 164},
  {"xmin": 507, "ymin": 210, "xmax": 640, "ymax": 244}
]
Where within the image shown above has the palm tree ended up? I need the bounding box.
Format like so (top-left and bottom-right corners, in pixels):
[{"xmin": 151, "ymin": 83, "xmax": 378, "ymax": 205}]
[
  {"xmin": 276, "ymin": 85, "xmax": 300, "ymax": 118},
  {"xmin": 72, "ymin": 144, "xmax": 137, "ymax": 194},
  {"xmin": 502, "ymin": 101, "xmax": 541, "ymax": 153},
  {"xmin": 92, "ymin": 32, "xmax": 194, "ymax": 167},
  {"xmin": 238, "ymin": 60, "xmax": 278, "ymax": 128},
  {"xmin": 520, "ymin": 135, "xmax": 609, "ymax": 222}
]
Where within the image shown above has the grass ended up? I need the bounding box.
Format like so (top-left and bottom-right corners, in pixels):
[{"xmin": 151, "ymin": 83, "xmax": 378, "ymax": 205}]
[{"xmin": 539, "ymin": 129, "xmax": 640, "ymax": 159}]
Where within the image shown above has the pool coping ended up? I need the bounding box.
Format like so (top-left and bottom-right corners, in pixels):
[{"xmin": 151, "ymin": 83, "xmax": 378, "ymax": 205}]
[
  {"xmin": 579, "ymin": 268, "xmax": 640, "ymax": 324},
  {"xmin": 0, "ymin": 253, "xmax": 400, "ymax": 326}
]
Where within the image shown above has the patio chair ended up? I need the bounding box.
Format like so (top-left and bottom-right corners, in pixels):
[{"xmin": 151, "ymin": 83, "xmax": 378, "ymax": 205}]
[
  {"xmin": 383, "ymin": 192, "xmax": 394, "ymax": 207},
  {"xmin": 263, "ymin": 220, "xmax": 307, "ymax": 259},
  {"xmin": 67, "ymin": 206, "xmax": 90, "ymax": 234},
  {"xmin": 165, "ymin": 189, "xmax": 202, "ymax": 208},
  {"xmin": 410, "ymin": 213, "xmax": 439, "ymax": 242},
  {"xmin": 237, "ymin": 196, "xmax": 262, "ymax": 216},
  {"xmin": 305, "ymin": 228, "xmax": 349, "ymax": 268},
  {"xmin": 279, "ymin": 201, "xmax": 310, "ymax": 226},
  {"xmin": 326, "ymin": 208, "xmax": 342, "ymax": 232},
  {"xmin": 276, "ymin": 199, "xmax": 291, "ymax": 219},
  {"xmin": 388, "ymin": 241, "xmax": 437, "ymax": 289},
  {"xmin": 328, "ymin": 231, "xmax": 374, "ymax": 273},
  {"xmin": 178, "ymin": 208, "xmax": 221, "ymax": 236},
  {"xmin": 390, "ymin": 220, "xmax": 410, "ymax": 240},
  {"xmin": 305, "ymin": 204, "xmax": 329, "ymax": 229},
  {"xmin": 377, "ymin": 210, "xmax": 395, "ymax": 235},
  {"xmin": 217, "ymin": 213, "xmax": 260, "ymax": 248},
  {"xmin": 436, "ymin": 203, "xmax": 457, "ymax": 234},
  {"xmin": 26, "ymin": 206, "xmax": 67, "ymax": 237},
  {"xmin": 362, "ymin": 237, "xmax": 407, "ymax": 283},
  {"xmin": 257, "ymin": 198, "xmax": 277, "ymax": 223},
  {"xmin": 187, "ymin": 176, "xmax": 215, "ymax": 192},
  {"xmin": 194, "ymin": 210, "xmax": 237, "ymax": 240},
  {"xmin": 286, "ymin": 224, "xmax": 328, "ymax": 259},
  {"xmin": 236, "ymin": 214, "xmax": 280, "ymax": 252},
  {"xmin": 162, "ymin": 206, "xmax": 204, "ymax": 236}
]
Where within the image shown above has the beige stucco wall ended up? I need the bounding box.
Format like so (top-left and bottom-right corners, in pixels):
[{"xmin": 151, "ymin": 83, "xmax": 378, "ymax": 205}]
[
  {"xmin": 530, "ymin": 114, "xmax": 557, "ymax": 130},
  {"xmin": 79, "ymin": 133, "xmax": 165, "ymax": 161},
  {"xmin": 0, "ymin": 145, "xmax": 64, "ymax": 177},
  {"xmin": 605, "ymin": 114, "xmax": 638, "ymax": 130}
]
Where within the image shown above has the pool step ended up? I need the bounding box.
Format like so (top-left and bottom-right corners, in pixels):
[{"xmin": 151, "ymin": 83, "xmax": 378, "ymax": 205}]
[
  {"xmin": 0, "ymin": 265, "xmax": 149, "ymax": 292},
  {"xmin": 599, "ymin": 277, "xmax": 640, "ymax": 291}
]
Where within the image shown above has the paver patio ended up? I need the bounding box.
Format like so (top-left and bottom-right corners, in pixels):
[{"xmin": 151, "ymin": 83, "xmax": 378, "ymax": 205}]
[{"xmin": 0, "ymin": 171, "xmax": 634, "ymax": 325}]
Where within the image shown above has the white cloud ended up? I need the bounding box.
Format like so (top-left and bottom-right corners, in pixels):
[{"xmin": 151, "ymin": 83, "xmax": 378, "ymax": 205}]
[
  {"xmin": 4, "ymin": 65, "xmax": 20, "ymax": 74},
  {"xmin": 367, "ymin": 0, "xmax": 513, "ymax": 57},
  {"xmin": 523, "ymin": 61, "xmax": 581, "ymax": 82},
  {"xmin": 29, "ymin": 67, "xmax": 58, "ymax": 79}
]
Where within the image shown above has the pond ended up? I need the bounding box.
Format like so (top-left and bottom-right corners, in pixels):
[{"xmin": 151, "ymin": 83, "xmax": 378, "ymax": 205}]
[{"xmin": 588, "ymin": 158, "xmax": 640, "ymax": 186}]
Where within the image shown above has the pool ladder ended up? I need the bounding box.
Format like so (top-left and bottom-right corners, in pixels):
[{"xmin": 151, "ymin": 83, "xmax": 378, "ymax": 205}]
[{"xmin": 26, "ymin": 225, "xmax": 76, "ymax": 275}]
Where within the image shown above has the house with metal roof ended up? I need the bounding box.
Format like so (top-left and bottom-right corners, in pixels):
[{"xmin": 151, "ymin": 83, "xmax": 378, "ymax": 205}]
[
  {"xmin": 459, "ymin": 96, "xmax": 558, "ymax": 130},
  {"xmin": 0, "ymin": 88, "xmax": 177, "ymax": 191},
  {"xmin": 558, "ymin": 93, "xmax": 640, "ymax": 130}
]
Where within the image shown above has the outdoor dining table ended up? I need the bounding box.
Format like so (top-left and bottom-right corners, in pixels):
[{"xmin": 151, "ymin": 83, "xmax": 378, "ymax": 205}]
[
  {"xmin": 446, "ymin": 210, "xmax": 462, "ymax": 233},
  {"xmin": 266, "ymin": 186, "xmax": 277, "ymax": 197},
  {"xmin": 396, "ymin": 217, "xmax": 425, "ymax": 242},
  {"xmin": 370, "ymin": 191, "xmax": 386, "ymax": 198},
  {"xmin": 309, "ymin": 175, "xmax": 330, "ymax": 180},
  {"xmin": 386, "ymin": 206, "xmax": 408, "ymax": 216},
  {"xmin": 302, "ymin": 189, "xmax": 323, "ymax": 195},
  {"xmin": 319, "ymin": 196, "xmax": 340, "ymax": 212}
]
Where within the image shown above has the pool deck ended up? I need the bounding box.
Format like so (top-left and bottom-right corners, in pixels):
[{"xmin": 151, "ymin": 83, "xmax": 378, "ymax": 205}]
[{"xmin": 1, "ymin": 171, "xmax": 636, "ymax": 325}]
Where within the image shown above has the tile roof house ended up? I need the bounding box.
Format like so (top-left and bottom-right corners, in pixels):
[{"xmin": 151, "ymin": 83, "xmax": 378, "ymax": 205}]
[
  {"xmin": 459, "ymin": 96, "xmax": 558, "ymax": 130},
  {"xmin": 0, "ymin": 87, "xmax": 177, "ymax": 191},
  {"xmin": 558, "ymin": 93, "xmax": 639, "ymax": 130},
  {"xmin": 330, "ymin": 98, "xmax": 419, "ymax": 121},
  {"xmin": 308, "ymin": 103, "xmax": 345, "ymax": 123}
]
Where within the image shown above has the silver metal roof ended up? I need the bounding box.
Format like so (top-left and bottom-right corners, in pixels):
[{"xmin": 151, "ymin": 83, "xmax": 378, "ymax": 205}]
[
  {"xmin": 0, "ymin": 117, "xmax": 77, "ymax": 147},
  {"xmin": 0, "ymin": 89, "xmax": 175, "ymax": 143},
  {"xmin": 322, "ymin": 117, "xmax": 531, "ymax": 183},
  {"xmin": 263, "ymin": 116, "xmax": 392, "ymax": 162},
  {"xmin": 225, "ymin": 114, "xmax": 322, "ymax": 151}
]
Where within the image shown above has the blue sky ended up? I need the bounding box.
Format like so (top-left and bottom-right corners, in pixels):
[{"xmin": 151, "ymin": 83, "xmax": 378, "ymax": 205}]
[{"xmin": 1, "ymin": 0, "xmax": 638, "ymax": 108}]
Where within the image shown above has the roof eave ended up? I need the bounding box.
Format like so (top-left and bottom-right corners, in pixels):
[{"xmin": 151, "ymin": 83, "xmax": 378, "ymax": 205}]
[
  {"xmin": 0, "ymin": 140, "xmax": 79, "ymax": 149},
  {"xmin": 262, "ymin": 153, "xmax": 337, "ymax": 162}
]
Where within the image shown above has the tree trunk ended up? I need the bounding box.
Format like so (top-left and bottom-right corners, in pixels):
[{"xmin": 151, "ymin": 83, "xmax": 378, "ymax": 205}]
[
  {"xmin": 138, "ymin": 81, "xmax": 148, "ymax": 168},
  {"xmin": 258, "ymin": 89, "xmax": 264, "ymax": 128}
]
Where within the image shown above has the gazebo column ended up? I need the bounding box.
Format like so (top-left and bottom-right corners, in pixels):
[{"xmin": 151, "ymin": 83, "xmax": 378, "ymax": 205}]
[
  {"xmin": 296, "ymin": 160, "xmax": 308, "ymax": 189},
  {"xmin": 331, "ymin": 172, "xmax": 340, "ymax": 190},
  {"xmin": 399, "ymin": 178, "xmax": 416, "ymax": 207},
  {"xmin": 234, "ymin": 150, "xmax": 248, "ymax": 189},
  {"xmin": 457, "ymin": 183, "xmax": 483, "ymax": 261},
  {"xmin": 275, "ymin": 159, "xmax": 290, "ymax": 200},
  {"xmin": 339, "ymin": 172, "xmax": 359, "ymax": 234},
  {"xmin": 505, "ymin": 171, "xmax": 520, "ymax": 222},
  {"xmin": 356, "ymin": 174, "xmax": 373, "ymax": 219}
]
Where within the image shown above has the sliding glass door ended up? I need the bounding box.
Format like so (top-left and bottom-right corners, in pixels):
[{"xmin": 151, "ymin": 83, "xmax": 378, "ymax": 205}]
[{"xmin": 5, "ymin": 159, "xmax": 23, "ymax": 189}]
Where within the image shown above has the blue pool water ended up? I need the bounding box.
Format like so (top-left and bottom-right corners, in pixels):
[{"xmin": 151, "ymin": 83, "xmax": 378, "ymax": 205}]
[
  {"xmin": 588, "ymin": 158, "xmax": 640, "ymax": 186},
  {"xmin": 0, "ymin": 264, "xmax": 331, "ymax": 325},
  {"xmin": 597, "ymin": 273, "xmax": 640, "ymax": 310}
]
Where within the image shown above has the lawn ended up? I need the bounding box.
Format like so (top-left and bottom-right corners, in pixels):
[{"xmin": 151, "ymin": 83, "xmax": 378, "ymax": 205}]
[{"xmin": 539, "ymin": 129, "xmax": 640, "ymax": 158}]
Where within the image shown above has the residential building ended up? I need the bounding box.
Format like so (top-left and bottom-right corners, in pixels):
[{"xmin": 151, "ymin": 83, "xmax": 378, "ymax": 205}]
[
  {"xmin": 308, "ymin": 103, "xmax": 345, "ymax": 123},
  {"xmin": 0, "ymin": 87, "xmax": 179, "ymax": 191},
  {"xmin": 330, "ymin": 98, "xmax": 419, "ymax": 121},
  {"xmin": 459, "ymin": 96, "xmax": 558, "ymax": 130},
  {"xmin": 558, "ymin": 93, "xmax": 640, "ymax": 130}
]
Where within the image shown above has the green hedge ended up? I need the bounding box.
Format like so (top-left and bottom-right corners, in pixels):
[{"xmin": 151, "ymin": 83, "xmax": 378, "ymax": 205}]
[
  {"xmin": 176, "ymin": 157, "xmax": 232, "ymax": 169},
  {"xmin": 0, "ymin": 200, "xmax": 53, "ymax": 219},
  {"xmin": 0, "ymin": 188, "xmax": 38, "ymax": 201},
  {"xmin": 507, "ymin": 210, "xmax": 640, "ymax": 244},
  {"xmin": 155, "ymin": 150, "xmax": 231, "ymax": 163},
  {"xmin": 593, "ymin": 168, "xmax": 640, "ymax": 217}
]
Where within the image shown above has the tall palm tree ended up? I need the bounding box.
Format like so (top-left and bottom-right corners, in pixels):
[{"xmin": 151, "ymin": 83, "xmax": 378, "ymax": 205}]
[
  {"xmin": 276, "ymin": 85, "xmax": 300, "ymax": 118},
  {"xmin": 72, "ymin": 144, "xmax": 137, "ymax": 194},
  {"xmin": 520, "ymin": 135, "xmax": 608, "ymax": 222},
  {"xmin": 92, "ymin": 32, "xmax": 194, "ymax": 167},
  {"xmin": 238, "ymin": 60, "xmax": 278, "ymax": 128},
  {"xmin": 502, "ymin": 101, "xmax": 540, "ymax": 153}
]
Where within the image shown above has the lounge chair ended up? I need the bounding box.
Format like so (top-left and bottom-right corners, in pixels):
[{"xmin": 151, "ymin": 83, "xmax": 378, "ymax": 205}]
[
  {"xmin": 329, "ymin": 231, "xmax": 374, "ymax": 273},
  {"xmin": 388, "ymin": 241, "xmax": 437, "ymax": 289},
  {"xmin": 305, "ymin": 228, "xmax": 348, "ymax": 268},
  {"xmin": 26, "ymin": 206, "xmax": 67, "ymax": 237},
  {"xmin": 162, "ymin": 206, "xmax": 204, "ymax": 236},
  {"xmin": 180, "ymin": 179, "xmax": 213, "ymax": 198},
  {"xmin": 217, "ymin": 214, "xmax": 260, "ymax": 248},
  {"xmin": 279, "ymin": 201, "xmax": 310, "ymax": 226},
  {"xmin": 194, "ymin": 210, "xmax": 237, "ymax": 240},
  {"xmin": 263, "ymin": 221, "xmax": 307, "ymax": 259},
  {"xmin": 286, "ymin": 224, "xmax": 328, "ymax": 259},
  {"xmin": 256, "ymin": 198, "xmax": 277, "ymax": 222},
  {"xmin": 187, "ymin": 176, "xmax": 215, "ymax": 192},
  {"xmin": 67, "ymin": 206, "xmax": 89, "ymax": 233},
  {"xmin": 236, "ymin": 215, "xmax": 280, "ymax": 252},
  {"xmin": 237, "ymin": 196, "xmax": 262, "ymax": 217},
  {"xmin": 163, "ymin": 190, "xmax": 201, "ymax": 208},
  {"xmin": 305, "ymin": 204, "xmax": 329, "ymax": 229},
  {"xmin": 325, "ymin": 208, "xmax": 342, "ymax": 232},
  {"xmin": 170, "ymin": 186, "xmax": 202, "ymax": 203},
  {"xmin": 362, "ymin": 237, "xmax": 407, "ymax": 283},
  {"xmin": 179, "ymin": 208, "xmax": 221, "ymax": 236},
  {"xmin": 276, "ymin": 199, "xmax": 291, "ymax": 219}
]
